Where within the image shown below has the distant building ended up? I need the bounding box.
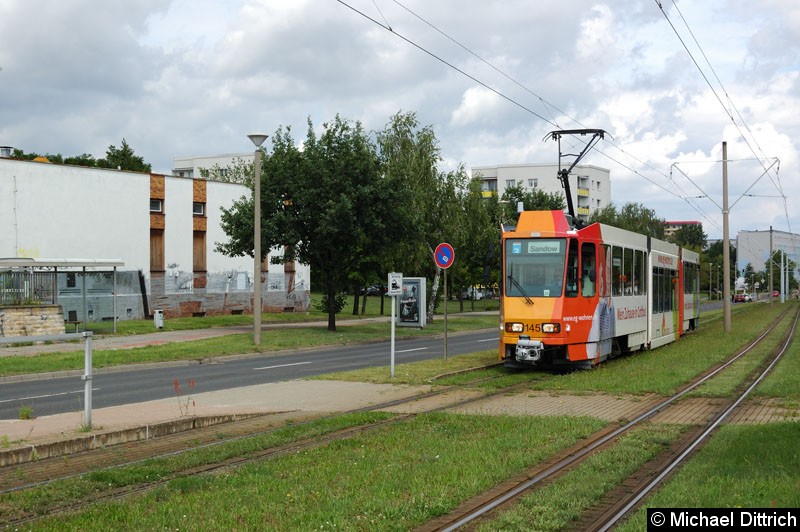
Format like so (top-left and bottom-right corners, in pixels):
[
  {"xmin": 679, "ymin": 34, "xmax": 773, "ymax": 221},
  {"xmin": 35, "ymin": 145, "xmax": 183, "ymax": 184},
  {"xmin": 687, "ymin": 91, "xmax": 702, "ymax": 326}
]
[
  {"xmin": 737, "ymin": 229, "xmax": 800, "ymax": 275},
  {"xmin": 0, "ymin": 157, "xmax": 310, "ymax": 323},
  {"xmin": 664, "ymin": 220, "xmax": 702, "ymax": 240},
  {"xmin": 172, "ymin": 153, "xmax": 254, "ymax": 179},
  {"xmin": 471, "ymin": 163, "xmax": 611, "ymax": 223}
]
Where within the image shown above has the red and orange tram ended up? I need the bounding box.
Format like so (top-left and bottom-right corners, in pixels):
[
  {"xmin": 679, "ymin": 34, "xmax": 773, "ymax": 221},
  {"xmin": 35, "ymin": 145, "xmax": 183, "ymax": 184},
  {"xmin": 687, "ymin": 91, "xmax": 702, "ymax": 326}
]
[{"xmin": 500, "ymin": 210, "xmax": 700, "ymax": 369}]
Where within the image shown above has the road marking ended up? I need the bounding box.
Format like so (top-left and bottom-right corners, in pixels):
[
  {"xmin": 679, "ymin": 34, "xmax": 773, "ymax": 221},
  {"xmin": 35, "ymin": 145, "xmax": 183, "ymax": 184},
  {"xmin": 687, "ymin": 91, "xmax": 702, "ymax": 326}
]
[
  {"xmin": 397, "ymin": 347, "xmax": 427, "ymax": 353},
  {"xmin": 0, "ymin": 388, "xmax": 99, "ymax": 404},
  {"xmin": 253, "ymin": 362, "xmax": 312, "ymax": 371},
  {"xmin": 477, "ymin": 338, "xmax": 497, "ymax": 343}
]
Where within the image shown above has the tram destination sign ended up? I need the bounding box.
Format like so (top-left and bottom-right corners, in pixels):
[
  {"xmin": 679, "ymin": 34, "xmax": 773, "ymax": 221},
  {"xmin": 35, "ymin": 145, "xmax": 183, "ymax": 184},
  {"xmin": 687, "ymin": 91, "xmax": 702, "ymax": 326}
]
[{"xmin": 512, "ymin": 240, "xmax": 562, "ymax": 255}]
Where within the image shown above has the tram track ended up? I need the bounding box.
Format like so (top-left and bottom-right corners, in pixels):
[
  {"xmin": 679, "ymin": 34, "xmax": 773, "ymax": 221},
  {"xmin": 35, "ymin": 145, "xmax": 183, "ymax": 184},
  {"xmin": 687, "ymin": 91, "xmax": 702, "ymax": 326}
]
[
  {"xmin": 587, "ymin": 305, "xmax": 800, "ymax": 531},
  {"xmin": 416, "ymin": 305, "xmax": 797, "ymax": 531},
  {"xmin": 1, "ymin": 306, "xmax": 793, "ymax": 529},
  {"xmin": 0, "ymin": 372, "xmax": 533, "ymax": 528}
]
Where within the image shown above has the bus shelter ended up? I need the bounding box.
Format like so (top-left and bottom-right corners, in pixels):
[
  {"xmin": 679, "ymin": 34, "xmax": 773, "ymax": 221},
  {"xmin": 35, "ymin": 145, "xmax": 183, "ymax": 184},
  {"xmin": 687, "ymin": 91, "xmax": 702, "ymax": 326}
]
[{"xmin": 0, "ymin": 258, "xmax": 125, "ymax": 333}]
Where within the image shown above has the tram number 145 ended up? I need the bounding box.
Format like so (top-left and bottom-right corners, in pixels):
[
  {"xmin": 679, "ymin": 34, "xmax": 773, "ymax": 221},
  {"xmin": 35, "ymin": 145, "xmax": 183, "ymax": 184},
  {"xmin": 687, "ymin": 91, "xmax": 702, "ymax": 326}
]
[{"xmin": 523, "ymin": 322, "xmax": 561, "ymax": 334}]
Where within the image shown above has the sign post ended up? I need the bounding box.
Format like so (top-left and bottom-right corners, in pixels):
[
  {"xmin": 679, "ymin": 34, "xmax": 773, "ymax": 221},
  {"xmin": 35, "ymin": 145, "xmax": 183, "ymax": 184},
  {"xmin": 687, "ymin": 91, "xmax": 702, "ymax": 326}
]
[
  {"xmin": 388, "ymin": 272, "xmax": 403, "ymax": 378},
  {"xmin": 434, "ymin": 243, "xmax": 455, "ymax": 362}
]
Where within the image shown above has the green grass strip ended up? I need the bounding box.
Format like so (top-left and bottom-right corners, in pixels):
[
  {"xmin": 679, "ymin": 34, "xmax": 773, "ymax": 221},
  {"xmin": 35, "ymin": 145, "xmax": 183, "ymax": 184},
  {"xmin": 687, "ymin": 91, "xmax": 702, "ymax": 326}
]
[
  {"xmin": 480, "ymin": 423, "xmax": 686, "ymax": 531},
  {"xmin": 0, "ymin": 316, "xmax": 498, "ymax": 377},
  {"xmin": 616, "ymin": 422, "xmax": 800, "ymax": 532},
  {"xmin": 26, "ymin": 413, "xmax": 605, "ymax": 531},
  {"xmin": 0, "ymin": 412, "xmax": 392, "ymax": 521}
]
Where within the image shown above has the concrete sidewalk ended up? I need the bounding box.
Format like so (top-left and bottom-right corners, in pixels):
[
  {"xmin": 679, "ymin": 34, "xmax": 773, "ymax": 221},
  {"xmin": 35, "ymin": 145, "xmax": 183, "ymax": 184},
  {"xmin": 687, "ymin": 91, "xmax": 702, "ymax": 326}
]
[
  {"xmin": 0, "ymin": 379, "xmax": 434, "ymax": 466},
  {"xmin": 0, "ymin": 311, "xmax": 497, "ymax": 466}
]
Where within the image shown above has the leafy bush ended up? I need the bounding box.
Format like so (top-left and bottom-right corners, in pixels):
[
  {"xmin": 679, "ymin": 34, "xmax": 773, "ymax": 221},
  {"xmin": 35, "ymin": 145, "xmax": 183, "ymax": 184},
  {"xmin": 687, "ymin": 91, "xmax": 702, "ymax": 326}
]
[{"xmin": 314, "ymin": 293, "xmax": 347, "ymax": 314}]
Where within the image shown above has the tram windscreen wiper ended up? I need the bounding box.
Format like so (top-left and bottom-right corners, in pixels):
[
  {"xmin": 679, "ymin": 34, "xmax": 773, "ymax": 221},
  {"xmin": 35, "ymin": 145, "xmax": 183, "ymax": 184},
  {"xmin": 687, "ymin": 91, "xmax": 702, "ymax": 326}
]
[{"xmin": 507, "ymin": 272, "xmax": 534, "ymax": 305}]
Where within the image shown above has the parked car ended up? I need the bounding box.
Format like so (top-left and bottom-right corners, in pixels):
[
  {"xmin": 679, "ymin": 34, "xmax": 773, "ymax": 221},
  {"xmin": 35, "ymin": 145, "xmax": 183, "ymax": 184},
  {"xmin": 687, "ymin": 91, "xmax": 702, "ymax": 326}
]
[
  {"xmin": 773, "ymin": 290, "xmax": 780, "ymax": 297},
  {"xmin": 462, "ymin": 287, "xmax": 489, "ymax": 300},
  {"xmin": 360, "ymin": 285, "xmax": 386, "ymax": 296},
  {"xmin": 733, "ymin": 293, "xmax": 746, "ymax": 303}
]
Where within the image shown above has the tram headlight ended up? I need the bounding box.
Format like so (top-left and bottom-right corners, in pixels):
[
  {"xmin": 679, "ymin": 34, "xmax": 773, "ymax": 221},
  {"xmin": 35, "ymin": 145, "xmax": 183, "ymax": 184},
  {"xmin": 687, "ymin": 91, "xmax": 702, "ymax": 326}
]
[
  {"xmin": 505, "ymin": 322, "xmax": 524, "ymax": 333},
  {"xmin": 541, "ymin": 323, "xmax": 561, "ymax": 334},
  {"xmin": 505, "ymin": 322, "xmax": 561, "ymax": 333}
]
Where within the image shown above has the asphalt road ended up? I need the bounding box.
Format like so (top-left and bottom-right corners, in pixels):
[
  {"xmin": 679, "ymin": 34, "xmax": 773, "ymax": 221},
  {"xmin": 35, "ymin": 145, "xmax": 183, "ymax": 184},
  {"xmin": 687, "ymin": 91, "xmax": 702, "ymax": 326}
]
[{"xmin": 0, "ymin": 329, "xmax": 498, "ymax": 420}]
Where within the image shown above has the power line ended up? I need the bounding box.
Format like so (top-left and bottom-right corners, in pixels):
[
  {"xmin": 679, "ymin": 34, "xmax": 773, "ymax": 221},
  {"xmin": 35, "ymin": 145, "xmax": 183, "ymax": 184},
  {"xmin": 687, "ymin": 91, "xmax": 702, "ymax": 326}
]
[
  {"xmin": 340, "ymin": 1, "xmax": 770, "ymax": 236},
  {"xmin": 389, "ymin": 0, "xmax": 698, "ymax": 211},
  {"xmin": 335, "ymin": 0, "xmax": 556, "ymax": 126},
  {"xmin": 656, "ymin": 0, "xmax": 790, "ymax": 233}
]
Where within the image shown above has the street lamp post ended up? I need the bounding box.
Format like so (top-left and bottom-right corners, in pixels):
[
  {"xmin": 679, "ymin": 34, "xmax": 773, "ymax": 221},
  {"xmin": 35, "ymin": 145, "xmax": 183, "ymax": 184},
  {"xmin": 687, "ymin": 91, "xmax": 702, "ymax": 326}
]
[{"xmin": 248, "ymin": 133, "xmax": 268, "ymax": 345}]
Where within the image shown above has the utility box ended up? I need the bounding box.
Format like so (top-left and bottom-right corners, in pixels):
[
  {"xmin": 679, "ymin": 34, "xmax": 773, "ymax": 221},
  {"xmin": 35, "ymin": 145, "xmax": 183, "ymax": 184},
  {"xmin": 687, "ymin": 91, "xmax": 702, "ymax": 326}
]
[{"xmin": 153, "ymin": 309, "xmax": 164, "ymax": 329}]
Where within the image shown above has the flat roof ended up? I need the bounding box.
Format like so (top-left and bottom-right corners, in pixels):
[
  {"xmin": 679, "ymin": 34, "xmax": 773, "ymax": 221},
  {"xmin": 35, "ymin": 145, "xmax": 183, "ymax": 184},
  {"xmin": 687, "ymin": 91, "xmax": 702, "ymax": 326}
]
[{"xmin": 0, "ymin": 258, "xmax": 124, "ymax": 269}]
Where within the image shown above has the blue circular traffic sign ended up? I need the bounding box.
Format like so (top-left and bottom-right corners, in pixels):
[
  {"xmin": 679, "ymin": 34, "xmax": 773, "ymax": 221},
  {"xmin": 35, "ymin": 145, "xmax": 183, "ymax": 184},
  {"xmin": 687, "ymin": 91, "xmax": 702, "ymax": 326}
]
[{"xmin": 434, "ymin": 242, "xmax": 455, "ymax": 269}]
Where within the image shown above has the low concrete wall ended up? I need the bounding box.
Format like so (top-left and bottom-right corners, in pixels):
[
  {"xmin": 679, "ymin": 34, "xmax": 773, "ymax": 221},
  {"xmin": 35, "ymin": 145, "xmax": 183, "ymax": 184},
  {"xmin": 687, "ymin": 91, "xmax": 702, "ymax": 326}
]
[
  {"xmin": 0, "ymin": 413, "xmax": 267, "ymax": 466},
  {"xmin": 0, "ymin": 305, "xmax": 65, "ymax": 338}
]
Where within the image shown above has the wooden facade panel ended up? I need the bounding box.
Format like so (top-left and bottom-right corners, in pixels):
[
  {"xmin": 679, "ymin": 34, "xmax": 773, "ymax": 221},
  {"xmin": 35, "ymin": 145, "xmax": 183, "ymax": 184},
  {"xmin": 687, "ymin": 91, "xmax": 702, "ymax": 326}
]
[
  {"xmin": 193, "ymin": 231, "xmax": 206, "ymax": 272},
  {"xmin": 193, "ymin": 178, "xmax": 207, "ymax": 202},
  {"xmin": 150, "ymin": 174, "xmax": 165, "ymax": 199},
  {"xmin": 150, "ymin": 213, "xmax": 165, "ymax": 229},
  {"xmin": 150, "ymin": 229, "xmax": 165, "ymax": 272},
  {"xmin": 192, "ymin": 216, "xmax": 207, "ymax": 231}
]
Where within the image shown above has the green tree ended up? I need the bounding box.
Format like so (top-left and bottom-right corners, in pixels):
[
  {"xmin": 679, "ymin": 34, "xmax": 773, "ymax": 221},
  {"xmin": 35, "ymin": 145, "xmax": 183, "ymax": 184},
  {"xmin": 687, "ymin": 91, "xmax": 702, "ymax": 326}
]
[
  {"xmin": 64, "ymin": 153, "xmax": 98, "ymax": 167},
  {"xmin": 11, "ymin": 141, "xmax": 150, "ymax": 171},
  {"xmin": 376, "ymin": 111, "xmax": 462, "ymax": 320},
  {"xmin": 11, "ymin": 149, "xmax": 64, "ymax": 163},
  {"xmin": 97, "ymin": 138, "xmax": 151, "ymax": 172},
  {"xmin": 199, "ymin": 157, "xmax": 253, "ymax": 185},
  {"xmin": 500, "ymin": 184, "xmax": 565, "ymax": 224},
  {"xmin": 455, "ymin": 176, "xmax": 496, "ymax": 309},
  {"xmin": 588, "ymin": 203, "xmax": 618, "ymax": 226},
  {"xmin": 671, "ymin": 223, "xmax": 707, "ymax": 251},
  {"xmin": 217, "ymin": 116, "xmax": 404, "ymax": 331},
  {"xmin": 588, "ymin": 202, "xmax": 665, "ymax": 239}
]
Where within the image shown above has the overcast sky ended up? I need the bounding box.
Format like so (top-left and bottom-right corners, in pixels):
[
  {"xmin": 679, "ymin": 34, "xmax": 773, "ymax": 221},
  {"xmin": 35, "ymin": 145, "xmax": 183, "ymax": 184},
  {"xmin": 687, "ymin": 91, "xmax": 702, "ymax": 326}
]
[{"xmin": 1, "ymin": 0, "xmax": 798, "ymax": 241}]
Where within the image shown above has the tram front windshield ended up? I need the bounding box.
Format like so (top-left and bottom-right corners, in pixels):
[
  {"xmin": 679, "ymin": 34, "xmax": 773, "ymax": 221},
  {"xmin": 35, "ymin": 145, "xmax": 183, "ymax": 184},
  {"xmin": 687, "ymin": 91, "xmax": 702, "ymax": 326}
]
[{"xmin": 505, "ymin": 238, "xmax": 566, "ymax": 298}]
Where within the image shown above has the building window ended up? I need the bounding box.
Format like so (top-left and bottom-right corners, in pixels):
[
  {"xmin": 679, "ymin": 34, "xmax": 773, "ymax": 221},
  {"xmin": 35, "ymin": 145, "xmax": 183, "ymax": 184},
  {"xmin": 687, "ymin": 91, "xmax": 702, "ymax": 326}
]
[
  {"xmin": 193, "ymin": 202, "xmax": 205, "ymax": 216},
  {"xmin": 150, "ymin": 199, "xmax": 163, "ymax": 213},
  {"xmin": 506, "ymin": 179, "xmax": 515, "ymax": 188},
  {"xmin": 528, "ymin": 178, "xmax": 538, "ymax": 189}
]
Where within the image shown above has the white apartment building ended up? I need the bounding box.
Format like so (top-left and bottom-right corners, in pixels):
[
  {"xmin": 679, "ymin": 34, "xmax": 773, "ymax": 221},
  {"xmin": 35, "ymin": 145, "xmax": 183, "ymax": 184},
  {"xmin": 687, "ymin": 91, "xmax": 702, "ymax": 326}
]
[
  {"xmin": 172, "ymin": 153, "xmax": 254, "ymax": 179},
  {"xmin": 471, "ymin": 163, "xmax": 611, "ymax": 223},
  {"xmin": 0, "ymin": 157, "xmax": 310, "ymax": 321},
  {"xmin": 737, "ymin": 229, "xmax": 800, "ymax": 276}
]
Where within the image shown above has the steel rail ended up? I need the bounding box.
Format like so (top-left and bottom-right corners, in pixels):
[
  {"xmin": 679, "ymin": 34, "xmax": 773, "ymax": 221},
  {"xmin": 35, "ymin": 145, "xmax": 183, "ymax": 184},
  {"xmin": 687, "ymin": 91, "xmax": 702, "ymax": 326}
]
[
  {"xmin": 596, "ymin": 306, "xmax": 800, "ymax": 531},
  {"xmin": 433, "ymin": 306, "xmax": 792, "ymax": 531}
]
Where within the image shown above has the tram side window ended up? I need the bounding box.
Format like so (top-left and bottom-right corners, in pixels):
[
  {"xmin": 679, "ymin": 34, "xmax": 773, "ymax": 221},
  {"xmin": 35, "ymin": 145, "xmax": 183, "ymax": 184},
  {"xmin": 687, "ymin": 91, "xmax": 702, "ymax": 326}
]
[
  {"xmin": 654, "ymin": 267, "xmax": 664, "ymax": 312},
  {"xmin": 655, "ymin": 267, "xmax": 676, "ymax": 313},
  {"xmin": 603, "ymin": 244, "xmax": 612, "ymax": 298},
  {"xmin": 635, "ymin": 250, "xmax": 646, "ymax": 295},
  {"xmin": 670, "ymin": 270, "xmax": 678, "ymax": 310},
  {"xmin": 566, "ymin": 239, "xmax": 579, "ymax": 297},
  {"xmin": 623, "ymin": 248, "xmax": 634, "ymax": 294},
  {"xmin": 581, "ymin": 242, "xmax": 596, "ymax": 297},
  {"xmin": 684, "ymin": 262, "xmax": 697, "ymax": 295},
  {"xmin": 612, "ymin": 246, "xmax": 623, "ymax": 296}
]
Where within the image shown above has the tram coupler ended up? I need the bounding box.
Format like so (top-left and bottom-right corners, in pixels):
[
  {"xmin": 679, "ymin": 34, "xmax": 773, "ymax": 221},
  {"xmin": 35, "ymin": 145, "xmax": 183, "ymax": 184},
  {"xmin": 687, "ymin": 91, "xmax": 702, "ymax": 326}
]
[{"xmin": 515, "ymin": 335, "xmax": 544, "ymax": 364}]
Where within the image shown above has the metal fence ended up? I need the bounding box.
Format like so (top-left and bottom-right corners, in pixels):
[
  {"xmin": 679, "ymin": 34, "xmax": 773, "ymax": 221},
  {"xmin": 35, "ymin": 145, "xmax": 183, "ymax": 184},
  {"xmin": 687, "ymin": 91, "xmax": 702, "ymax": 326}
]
[{"xmin": 0, "ymin": 271, "xmax": 56, "ymax": 306}]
